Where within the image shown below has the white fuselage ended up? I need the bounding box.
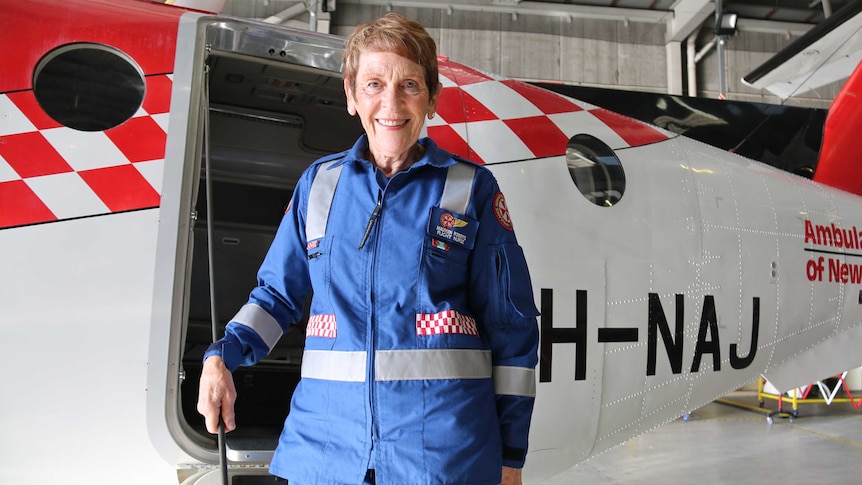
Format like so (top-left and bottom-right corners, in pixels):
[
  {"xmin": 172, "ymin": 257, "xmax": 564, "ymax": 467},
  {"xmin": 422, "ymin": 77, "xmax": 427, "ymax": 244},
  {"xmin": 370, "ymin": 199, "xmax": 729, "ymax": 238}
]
[{"xmin": 2, "ymin": 4, "xmax": 862, "ymax": 484}]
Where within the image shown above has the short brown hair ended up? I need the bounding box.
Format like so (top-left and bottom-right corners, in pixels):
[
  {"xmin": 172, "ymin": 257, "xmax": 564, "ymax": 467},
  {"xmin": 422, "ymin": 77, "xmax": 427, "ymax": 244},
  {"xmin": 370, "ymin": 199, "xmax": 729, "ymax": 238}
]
[{"xmin": 343, "ymin": 12, "xmax": 439, "ymax": 95}]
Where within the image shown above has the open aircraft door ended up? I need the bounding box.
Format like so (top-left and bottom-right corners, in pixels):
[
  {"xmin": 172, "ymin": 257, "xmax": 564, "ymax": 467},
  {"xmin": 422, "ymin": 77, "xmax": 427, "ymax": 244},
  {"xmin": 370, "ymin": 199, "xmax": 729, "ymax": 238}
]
[{"xmin": 148, "ymin": 14, "xmax": 363, "ymax": 474}]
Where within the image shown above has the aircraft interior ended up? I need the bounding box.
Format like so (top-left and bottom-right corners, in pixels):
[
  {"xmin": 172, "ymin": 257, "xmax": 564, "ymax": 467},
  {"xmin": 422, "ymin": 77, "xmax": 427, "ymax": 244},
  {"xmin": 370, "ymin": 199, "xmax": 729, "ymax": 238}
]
[{"xmin": 179, "ymin": 44, "xmax": 364, "ymax": 458}]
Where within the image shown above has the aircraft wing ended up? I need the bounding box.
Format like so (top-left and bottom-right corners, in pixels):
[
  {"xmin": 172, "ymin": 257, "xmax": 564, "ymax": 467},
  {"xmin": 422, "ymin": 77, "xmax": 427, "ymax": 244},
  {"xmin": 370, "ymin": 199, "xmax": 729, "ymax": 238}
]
[{"xmin": 742, "ymin": 1, "xmax": 862, "ymax": 99}]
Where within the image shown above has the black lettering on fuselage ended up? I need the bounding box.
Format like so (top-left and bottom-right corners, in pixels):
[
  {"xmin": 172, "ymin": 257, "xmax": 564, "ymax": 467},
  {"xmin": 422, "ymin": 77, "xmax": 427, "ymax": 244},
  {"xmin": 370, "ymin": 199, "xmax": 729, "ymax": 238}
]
[
  {"xmin": 539, "ymin": 290, "xmax": 761, "ymax": 383},
  {"xmin": 647, "ymin": 293, "xmax": 684, "ymax": 375},
  {"xmin": 691, "ymin": 295, "xmax": 721, "ymax": 372},
  {"xmin": 730, "ymin": 297, "xmax": 759, "ymax": 369},
  {"xmin": 539, "ymin": 289, "xmax": 587, "ymax": 382}
]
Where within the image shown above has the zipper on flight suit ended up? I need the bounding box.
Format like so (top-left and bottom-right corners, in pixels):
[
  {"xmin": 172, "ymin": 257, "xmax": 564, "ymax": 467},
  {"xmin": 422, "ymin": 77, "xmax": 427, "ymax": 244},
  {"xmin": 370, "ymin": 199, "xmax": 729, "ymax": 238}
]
[
  {"xmin": 363, "ymin": 186, "xmax": 385, "ymax": 469},
  {"xmin": 358, "ymin": 195, "xmax": 382, "ymax": 250}
]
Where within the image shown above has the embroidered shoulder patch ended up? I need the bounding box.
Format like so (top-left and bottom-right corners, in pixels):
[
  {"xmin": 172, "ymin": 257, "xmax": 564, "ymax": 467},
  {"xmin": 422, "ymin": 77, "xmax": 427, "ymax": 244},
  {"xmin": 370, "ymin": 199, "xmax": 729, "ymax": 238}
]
[{"xmin": 493, "ymin": 192, "xmax": 513, "ymax": 231}]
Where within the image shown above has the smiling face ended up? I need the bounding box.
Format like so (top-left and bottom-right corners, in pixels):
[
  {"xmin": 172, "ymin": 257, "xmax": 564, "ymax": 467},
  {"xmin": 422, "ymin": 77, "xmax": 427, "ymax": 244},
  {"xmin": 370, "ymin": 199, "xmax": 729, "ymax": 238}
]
[{"xmin": 345, "ymin": 51, "xmax": 441, "ymax": 169}]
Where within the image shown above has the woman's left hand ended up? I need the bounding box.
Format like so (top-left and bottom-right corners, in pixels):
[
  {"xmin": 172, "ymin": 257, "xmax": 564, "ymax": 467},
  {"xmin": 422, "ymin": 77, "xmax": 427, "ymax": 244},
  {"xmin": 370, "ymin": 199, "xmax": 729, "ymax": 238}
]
[{"xmin": 501, "ymin": 466, "xmax": 522, "ymax": 485}]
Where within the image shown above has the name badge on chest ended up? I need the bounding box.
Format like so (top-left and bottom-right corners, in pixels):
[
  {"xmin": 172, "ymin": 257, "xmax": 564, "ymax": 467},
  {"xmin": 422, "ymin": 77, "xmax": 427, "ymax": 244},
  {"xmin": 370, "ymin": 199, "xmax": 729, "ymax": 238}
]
[{"xmin": 427, "ymin": 206, "xmax": 479, "ymax": 250}]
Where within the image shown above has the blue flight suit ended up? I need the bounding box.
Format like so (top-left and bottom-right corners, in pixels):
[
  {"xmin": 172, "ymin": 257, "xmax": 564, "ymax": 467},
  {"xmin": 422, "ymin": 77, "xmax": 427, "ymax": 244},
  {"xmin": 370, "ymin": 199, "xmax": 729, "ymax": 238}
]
[{"xmin": 206, "ymin": 135, "xmax": 540, "ymax": 484}]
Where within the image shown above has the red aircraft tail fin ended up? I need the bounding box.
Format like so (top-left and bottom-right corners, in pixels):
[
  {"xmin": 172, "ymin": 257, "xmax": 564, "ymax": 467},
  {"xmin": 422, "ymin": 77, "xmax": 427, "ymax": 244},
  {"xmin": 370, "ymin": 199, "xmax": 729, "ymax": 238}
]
[{"xmin": 812, "ymin": 60, "xmax": 862, "ymax": 196}]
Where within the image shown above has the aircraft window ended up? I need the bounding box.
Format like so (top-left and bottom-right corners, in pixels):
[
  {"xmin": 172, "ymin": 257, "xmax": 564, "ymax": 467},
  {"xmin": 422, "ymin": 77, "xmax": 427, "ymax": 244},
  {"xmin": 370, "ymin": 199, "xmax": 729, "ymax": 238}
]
[
  {"xmin": 33, "ymin": 43, "xmax": 145, "ymax": 131},
  {"xmin": 566, "ymin": 134, "xmax": 625, "ymax": 207}
]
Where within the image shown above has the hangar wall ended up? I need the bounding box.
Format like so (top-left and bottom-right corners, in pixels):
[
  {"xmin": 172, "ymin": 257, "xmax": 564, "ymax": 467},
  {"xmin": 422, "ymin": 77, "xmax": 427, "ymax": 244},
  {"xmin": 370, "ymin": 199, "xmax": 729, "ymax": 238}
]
[
  {"xmin": 333, "ymin": 6, "xmax": 667, "ymax": 92},
  {"xmin": 220, "ymin": 0, "xmax": 842, "ymax": 109},
  {"xmin": 326, "ymin": 4, "xmax": 840, "ymax": 110}
]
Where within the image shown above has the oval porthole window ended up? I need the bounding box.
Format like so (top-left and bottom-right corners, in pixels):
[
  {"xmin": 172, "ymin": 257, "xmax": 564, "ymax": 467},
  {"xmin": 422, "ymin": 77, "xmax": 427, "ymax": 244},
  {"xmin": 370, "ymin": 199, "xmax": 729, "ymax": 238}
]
[
  {"xmin": 566, "ymin": 134, "xmax": 626, "ymax": 207},
  {"xmin": 33, "ymin": 43, "xmax": 145, "ymax": 132}
]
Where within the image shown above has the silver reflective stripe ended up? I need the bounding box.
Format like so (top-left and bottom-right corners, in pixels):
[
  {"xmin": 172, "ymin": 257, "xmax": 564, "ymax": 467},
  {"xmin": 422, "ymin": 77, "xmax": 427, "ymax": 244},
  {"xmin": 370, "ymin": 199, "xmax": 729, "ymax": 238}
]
[
  {"xmin": 232, "ymin": 303, "xmax": 284, "ymax": 351},
  {"xmin": 305, "ymin": 160, "xmax": 344, "ymax": 242},
  {"xmin": 493, "ymin": 366, "xmax": 536, "ymax": 397},
  {"xmin": 375, "ymin": 349, "xmax": 492, "ymax": 381},
  {"xmin": 440, "ymin": 163, "xmax": 475, "ymax": 214},
  {"xmin": 301, "ymin": 350, "xmax": 367, "ymax": 382}
]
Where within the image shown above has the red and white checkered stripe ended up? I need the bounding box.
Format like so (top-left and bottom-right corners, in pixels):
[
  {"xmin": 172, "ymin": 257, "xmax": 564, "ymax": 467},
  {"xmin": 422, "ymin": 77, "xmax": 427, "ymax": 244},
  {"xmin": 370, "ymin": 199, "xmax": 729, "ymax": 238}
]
[
  {"xmin": 416, "ymin": 309, "xmax": 479, "ymax": 337},
  {"xmin": 0, "ymin": 74, "xmax": 172, "ymax": 229},
  {"xmin": 429, "ymin": 59, "xmax": 671, "ymax": 164},
  {"xmin": 307, "ymin": 314, "xmax": 337, "ymax": 338},
  {"xmin": 1, "ymin": 56, "xmax": 671, "ymax": 231}
]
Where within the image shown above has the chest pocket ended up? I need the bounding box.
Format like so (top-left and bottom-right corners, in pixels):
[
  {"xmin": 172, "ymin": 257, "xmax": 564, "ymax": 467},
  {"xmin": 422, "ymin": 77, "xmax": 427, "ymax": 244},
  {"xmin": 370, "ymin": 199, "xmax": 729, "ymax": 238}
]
[{"xmin": 418, "ymin": 163, "xmax": 477, "ymax": 311}]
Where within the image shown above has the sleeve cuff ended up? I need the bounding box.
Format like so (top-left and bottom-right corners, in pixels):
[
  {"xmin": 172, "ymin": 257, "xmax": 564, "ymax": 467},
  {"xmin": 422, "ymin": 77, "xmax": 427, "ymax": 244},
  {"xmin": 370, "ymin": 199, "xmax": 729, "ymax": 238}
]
[
  {"xmin": 202, "ymin": 338, "xmax": 241, "ymax": 372},
  {"xmin": 502, "ymin": 445, "xmax": 527, "ymax": 468}
]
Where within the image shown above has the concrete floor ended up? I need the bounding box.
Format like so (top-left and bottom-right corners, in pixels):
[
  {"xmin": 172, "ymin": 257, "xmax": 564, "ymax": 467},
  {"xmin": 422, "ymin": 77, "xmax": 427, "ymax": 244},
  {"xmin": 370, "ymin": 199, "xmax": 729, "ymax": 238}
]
[{"xmin": 535, "ymin": 390, "xmax": 862, "ymax": 484}]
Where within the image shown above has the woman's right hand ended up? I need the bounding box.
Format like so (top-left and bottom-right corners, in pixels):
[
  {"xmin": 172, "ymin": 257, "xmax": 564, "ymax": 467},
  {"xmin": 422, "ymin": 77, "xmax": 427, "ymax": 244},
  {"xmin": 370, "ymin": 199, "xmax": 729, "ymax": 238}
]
[{"xmin": 197, "ymin": 355, "xmax": 237, "ymax": 434}]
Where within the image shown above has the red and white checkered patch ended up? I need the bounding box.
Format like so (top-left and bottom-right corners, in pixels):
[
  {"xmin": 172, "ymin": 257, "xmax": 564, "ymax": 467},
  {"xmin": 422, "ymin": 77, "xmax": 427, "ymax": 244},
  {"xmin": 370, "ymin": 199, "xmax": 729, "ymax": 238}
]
[
  {"xmin": 0, "ymin": 75, "xmax": 172, "ymax": 230},
  {"xmin": 416, "ymin": 310, "xmax": 479, "ymax": 337},
  {"xmin": 428, "ymin": 60, "xmax": 671, "ymax": 163},
  {"xmin": 1, "ymin": 56, "xmax": 671, "ymax": 230},
  {"xmin": 307, "ymin": 314, "xmax": 337, "ymax": 338}
]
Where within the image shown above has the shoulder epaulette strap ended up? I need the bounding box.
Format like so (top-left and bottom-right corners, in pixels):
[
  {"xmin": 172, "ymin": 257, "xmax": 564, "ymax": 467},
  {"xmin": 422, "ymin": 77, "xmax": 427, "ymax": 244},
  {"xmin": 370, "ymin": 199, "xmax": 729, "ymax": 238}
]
[
  {"xmin": 314, "ymin": 149, "xmax": 349, "ymax": 164},
  {"xmin": 306, "ymin": 159, "xmax": 344, "ymax": 242},
  {"xmin": 440, "ymin": 160, "xmax": 476, "ymax": 215}
]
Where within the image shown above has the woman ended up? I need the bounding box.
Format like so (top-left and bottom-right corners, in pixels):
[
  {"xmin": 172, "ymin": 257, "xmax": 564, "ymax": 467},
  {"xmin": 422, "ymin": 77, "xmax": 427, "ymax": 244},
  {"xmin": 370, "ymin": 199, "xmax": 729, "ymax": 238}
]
[{"xmin": 198, "ymin": 12, "xmax": 539, "ymax": 485}]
